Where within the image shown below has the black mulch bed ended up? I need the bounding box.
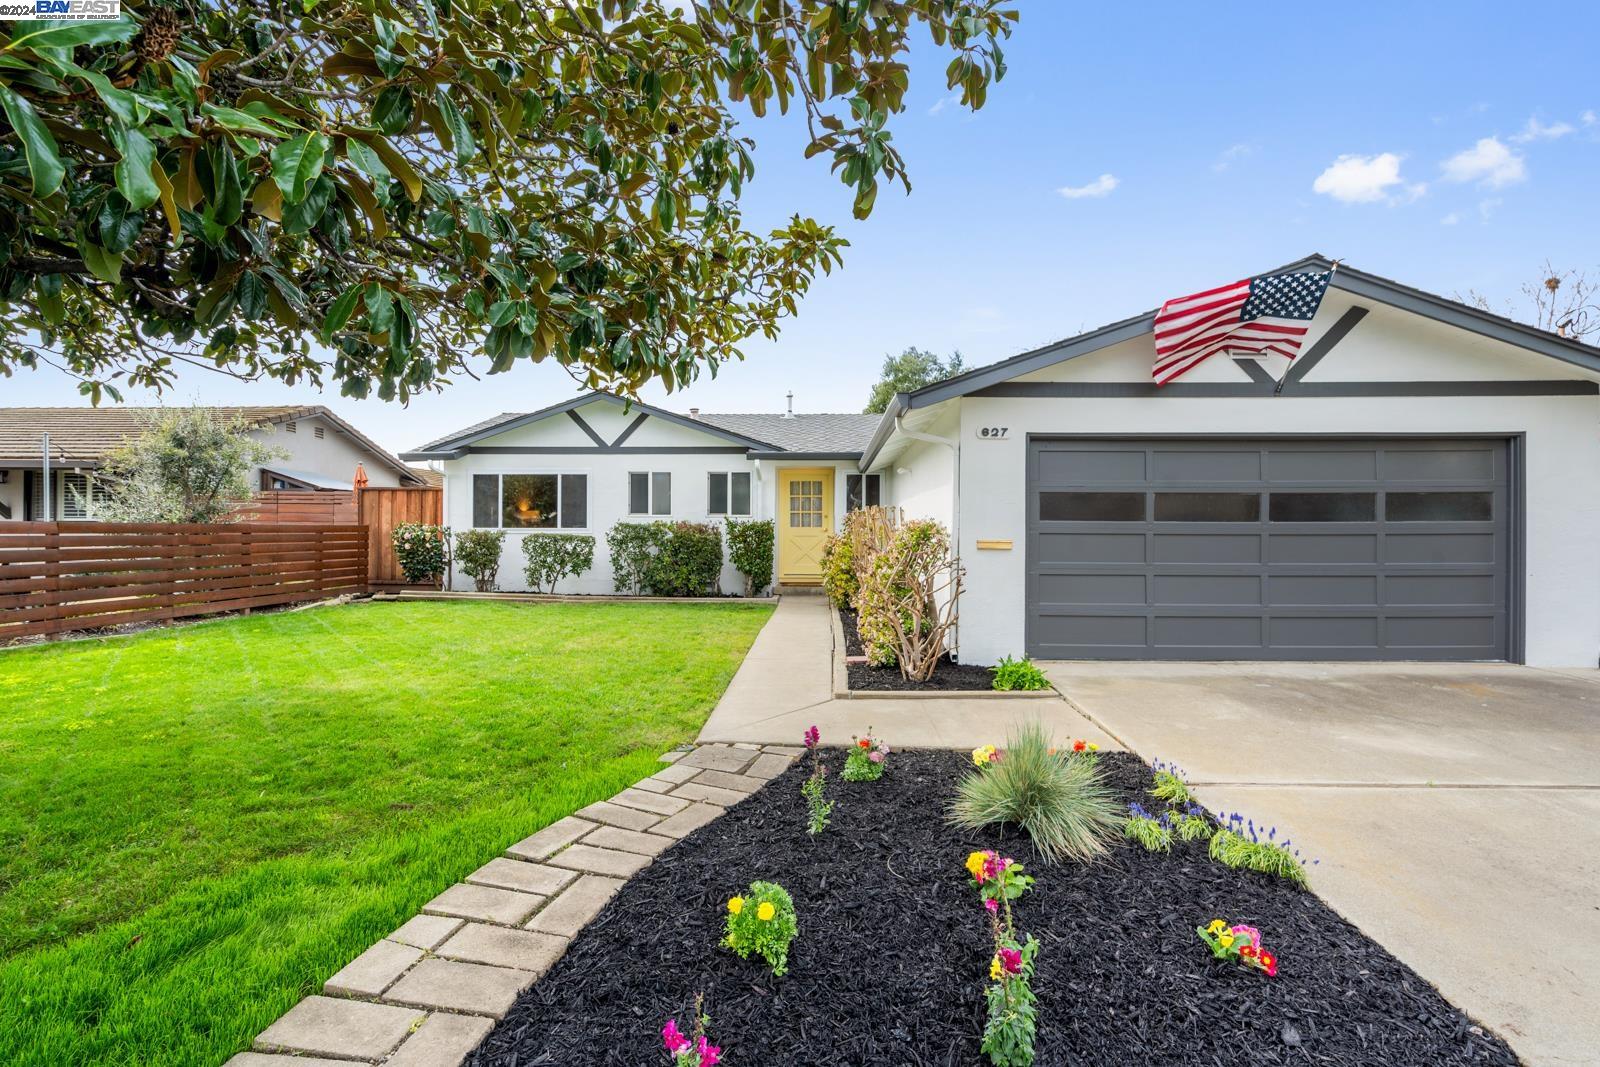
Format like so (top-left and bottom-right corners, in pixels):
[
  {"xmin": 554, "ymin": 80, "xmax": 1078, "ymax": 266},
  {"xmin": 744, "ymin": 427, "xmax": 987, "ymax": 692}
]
[
  {"xmin": 469, "ymin": 751, "xmax": 1516, "ymax": 1067},
  {"xmin": 840, "ymin": 607, "xmax": 996, "ymax": 691}
]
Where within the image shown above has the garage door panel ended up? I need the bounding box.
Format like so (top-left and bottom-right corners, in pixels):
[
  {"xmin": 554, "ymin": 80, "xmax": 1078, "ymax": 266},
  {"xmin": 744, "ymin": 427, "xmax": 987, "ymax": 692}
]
[
  {"xmin": 1151, "ymin": 533, "xmax": 1260, "ymax": 563},
  {"xmin": 1027, "ymin": 437, "xmax": 1511, "ymax": 661}
]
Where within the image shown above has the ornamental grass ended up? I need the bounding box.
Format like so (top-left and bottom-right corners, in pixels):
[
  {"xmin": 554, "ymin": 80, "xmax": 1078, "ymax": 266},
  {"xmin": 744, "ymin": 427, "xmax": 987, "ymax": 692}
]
[{"xmin": 947, "ymin": 722, "xmax": 1123, "ymax": 864}]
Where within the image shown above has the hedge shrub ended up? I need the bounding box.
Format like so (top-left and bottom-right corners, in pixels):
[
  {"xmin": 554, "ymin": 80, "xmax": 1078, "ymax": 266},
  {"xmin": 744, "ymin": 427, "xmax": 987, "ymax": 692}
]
[
  {"xmin": 521, "ymin": 533, "xmax": 596, "ymax": 593},
  {"xmin": 820, "ymin": 532, "xmax": 854, "ymax": 606},
  {"xmin": 391, "ymin": 522, "xmax": 450, "ymax": 586},
  {"xmin": 727, "ymin": 518, "xmax": 775, "ymax": 596},
  {"xmin": 454, "ymin": 529, "xmax": 507, "ymax": 592},
  {"xmin": 651, "ymin": 521, "xmax": 724, "ymax": 596},
  {"xmin": 606, "ymin": 521, "xmax": 671, "ymax": 594}
]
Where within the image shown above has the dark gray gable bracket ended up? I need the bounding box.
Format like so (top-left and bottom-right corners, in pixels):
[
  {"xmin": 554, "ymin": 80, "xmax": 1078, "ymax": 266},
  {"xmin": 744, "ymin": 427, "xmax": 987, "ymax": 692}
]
[
  {"xmin": 1232, "ymin": 358, "xmax": 1275, "ymax": 385},
  {"xmin": 565, "ymin": 409, "xmax": 608, "ymax": 448},
  {"xmin": 611, "ymin": 413, "xmax": 649, "ymax": 447},
  {"xmin": 1276, "ymin": 306, "xmax": 1369, "ymax": 393},
  {"xmin": 969, "ymin": 380, "xmax": 1598, "ymax": 399}
]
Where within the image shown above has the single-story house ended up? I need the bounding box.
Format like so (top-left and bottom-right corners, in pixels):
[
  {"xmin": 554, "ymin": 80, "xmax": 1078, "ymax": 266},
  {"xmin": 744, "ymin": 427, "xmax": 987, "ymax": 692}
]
[
  {"xmin": 0, "ymin": 405, "xmax": 426, "ymax": 521},
  {"xmin": 405, "ymin": 254, "xmax": 1600, "ymax": 669}
]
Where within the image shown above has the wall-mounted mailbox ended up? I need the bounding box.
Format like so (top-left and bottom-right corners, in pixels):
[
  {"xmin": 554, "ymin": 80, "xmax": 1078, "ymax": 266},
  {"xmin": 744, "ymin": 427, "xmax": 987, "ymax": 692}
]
[{"xmin": 975, "ymin": 539, "xmax": 1013, "ymax": 551}]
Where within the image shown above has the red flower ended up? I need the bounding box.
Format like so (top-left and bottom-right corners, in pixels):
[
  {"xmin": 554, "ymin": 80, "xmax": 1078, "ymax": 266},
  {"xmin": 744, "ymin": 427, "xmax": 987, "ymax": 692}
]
[
  {"xmin": 859, "ymin": 738, "xmax": 871, "ymax": 748},
  {"xmin": 1073, "ymin": 740, "xmax": 1087, "ymax": 752}
]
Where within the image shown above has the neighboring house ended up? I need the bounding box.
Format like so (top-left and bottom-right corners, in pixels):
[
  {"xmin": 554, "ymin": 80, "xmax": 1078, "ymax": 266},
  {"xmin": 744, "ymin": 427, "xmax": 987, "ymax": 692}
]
[
  {"xmin": 412, "ymin": 253, "xmax": 1600, "ymax": 668},
  {"xmin": 0, "ymin": 405, "xmax": 425, "ymax": 521}
]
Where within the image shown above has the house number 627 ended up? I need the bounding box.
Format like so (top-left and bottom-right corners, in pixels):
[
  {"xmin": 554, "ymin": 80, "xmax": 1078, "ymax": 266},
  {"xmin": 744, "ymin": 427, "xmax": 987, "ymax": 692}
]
[{"xmin": 977, "ymin": 426, "xmax": 1009, "ymax": 439}]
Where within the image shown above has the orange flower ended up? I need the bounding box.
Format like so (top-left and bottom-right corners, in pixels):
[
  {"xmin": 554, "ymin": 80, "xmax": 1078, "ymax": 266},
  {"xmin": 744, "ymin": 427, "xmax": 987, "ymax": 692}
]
[{"xmin": 859, "ymin": 738, "xmax": 871, "ymax": 748}]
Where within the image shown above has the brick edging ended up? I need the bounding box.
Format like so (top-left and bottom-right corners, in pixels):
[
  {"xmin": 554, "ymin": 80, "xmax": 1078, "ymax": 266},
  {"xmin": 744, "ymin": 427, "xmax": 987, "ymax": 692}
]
[{"xmin": 228, "ymin": 743, "xmax": 802, "ymax": 1067}]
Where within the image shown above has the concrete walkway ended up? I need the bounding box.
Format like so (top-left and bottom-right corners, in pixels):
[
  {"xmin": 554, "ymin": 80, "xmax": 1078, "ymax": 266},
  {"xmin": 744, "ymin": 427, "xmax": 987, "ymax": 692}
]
[
  {"xmin": 1044, "ymin": 660, "xmax": 1600, "ymax": 1067},
  {"xmin": 697, "ymin": 596, "xmax": 1120, "ymax": 750}
]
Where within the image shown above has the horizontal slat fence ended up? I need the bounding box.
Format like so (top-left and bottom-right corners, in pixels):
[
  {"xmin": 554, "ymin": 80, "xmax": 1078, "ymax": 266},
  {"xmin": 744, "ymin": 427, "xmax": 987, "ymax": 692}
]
[
  {"xmin": 0, "ymin": 521, "xmax": 368, "ymax": 641},
  {"xmin": 230, "ymin": 490, "xmax": 358, "ymax": 524}
]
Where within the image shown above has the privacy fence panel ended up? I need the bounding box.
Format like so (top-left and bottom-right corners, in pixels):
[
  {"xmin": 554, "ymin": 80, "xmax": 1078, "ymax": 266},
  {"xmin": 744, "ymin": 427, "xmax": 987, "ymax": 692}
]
[
  {"xmin": 0, "ymin": 521, "xmax": 368, "ymax": 641},
  {"xmin": 359, "ymin": 487, "xmax": 443, "ymax": 585},
  {"xmin": 230, "ymin": 490, "xmax": 358, "ymax": 524}
]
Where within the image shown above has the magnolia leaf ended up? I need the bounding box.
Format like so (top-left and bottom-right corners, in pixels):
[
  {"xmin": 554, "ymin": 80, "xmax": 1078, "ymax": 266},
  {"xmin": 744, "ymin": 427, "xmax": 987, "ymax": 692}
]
[
  {"xmin": 81, "ymin": 242, "xmax": 123, "ymax": 284},
  {"xmin": 149, "ymin": 160, "xmax": 182, "ymax": 242},
  {"xmin": 112, "ymin": 127, "xmax": 160, "ymax": 211},
  {"xmin": 270, "ymin": 132, "xmax": 328, "ymax": 204},
  {"xmin": 0, "ymin": 84, "xmax": 64, "ymax": 197},
  {"xmin": 3, "ymin": 17, "xmax": 136, "ymax": 51},
  {"xmin": 320, "ymin": 283, "xmax": 363, "ymax": 342}
]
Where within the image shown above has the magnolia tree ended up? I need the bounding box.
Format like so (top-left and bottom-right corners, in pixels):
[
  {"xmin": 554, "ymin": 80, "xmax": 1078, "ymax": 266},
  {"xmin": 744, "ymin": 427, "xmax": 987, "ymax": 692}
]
[{"xmin": 0, "ymin": 2, "xmax": 1016, "ymax": 404}]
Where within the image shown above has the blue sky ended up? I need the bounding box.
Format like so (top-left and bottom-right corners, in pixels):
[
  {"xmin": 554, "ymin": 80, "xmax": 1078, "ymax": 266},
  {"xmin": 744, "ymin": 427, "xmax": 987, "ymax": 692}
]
[{"xmin": 6, "ymin": 1, "xmax": 1598, "ymax": 455}]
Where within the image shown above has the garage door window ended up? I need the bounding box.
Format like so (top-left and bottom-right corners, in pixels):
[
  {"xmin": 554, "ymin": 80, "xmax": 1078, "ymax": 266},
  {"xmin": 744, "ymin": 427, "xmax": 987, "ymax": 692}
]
[
  {"xmin": 1386, "ymin": 492, "xmax": 1492, "ymax": 522},
  {"xmin": 1153, "ymin": 492, "xmax": 1260, "ymax": 522},
  {"xmin": 1040, "ymin": 491, "xmax": 1145, "ymax": 522},
  {"xmin": 1268, "ymin": 492, "xmax": 1376, "ymax": 522}
]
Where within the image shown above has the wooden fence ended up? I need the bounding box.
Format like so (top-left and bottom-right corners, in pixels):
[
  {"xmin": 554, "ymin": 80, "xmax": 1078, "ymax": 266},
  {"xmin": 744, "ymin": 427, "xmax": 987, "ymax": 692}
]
[
  {"xmin": 0, "ymin": 521, "xmax": 368, "ymax": 641},
  {"xmin": 231, "ymin": 490, "xmax": 358, "ymax": 524},
  {"xmin": 359, "ymin": 486, "xmax": 443, "ymax": 585}
]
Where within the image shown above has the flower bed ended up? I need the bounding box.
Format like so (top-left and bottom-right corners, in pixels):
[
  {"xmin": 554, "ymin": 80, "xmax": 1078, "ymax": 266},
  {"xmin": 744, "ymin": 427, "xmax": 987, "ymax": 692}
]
[
  {"xmin": 467, "ymin": 751, "xmax": 1516, "ymax": 1066},
  {"xmin": 839, "ymin": 607, "xmax": 995, "ymax": 691}
]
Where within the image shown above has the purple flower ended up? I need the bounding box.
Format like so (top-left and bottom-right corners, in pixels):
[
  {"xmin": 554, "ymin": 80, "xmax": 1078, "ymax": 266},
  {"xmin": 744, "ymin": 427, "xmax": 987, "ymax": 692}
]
[
  {"xmin": 803, "ymin": 725, "xmax": 820, "ymax": 749},
  {"xmin": 998, "ymin": 947, "xmax": 1023, "ymax": 974},
  {"xmin": 662, "ymin": 1019, "xmax": 690, "ymax": 1055}
]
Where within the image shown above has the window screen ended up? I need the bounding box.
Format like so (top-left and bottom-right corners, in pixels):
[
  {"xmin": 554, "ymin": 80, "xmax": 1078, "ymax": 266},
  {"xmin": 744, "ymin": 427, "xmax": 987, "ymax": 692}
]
[
  {"xmin": 560, "ymin": 474, "xmax": 588, "ymax": 528},
  {"xmin": 708, "ymin": 472, "xmax": 729, "ymax": 515},
  {"xmin": 708, "ymin": 472, "xmax": 753, "ymax": 516},
  {"xmin": 472, "ymin": 475, "xmax": 499, "ymax": 527},
  {"xmin": 629, "ymin": 472, "xmax": 650, "ymax": 515},
  {"xmin": 651, "ymin": 472, "xmax": 671, "ymax": 515},
  {"xmin": 730, "ymin": 471, "xmax": 751, "ymax": 515}
]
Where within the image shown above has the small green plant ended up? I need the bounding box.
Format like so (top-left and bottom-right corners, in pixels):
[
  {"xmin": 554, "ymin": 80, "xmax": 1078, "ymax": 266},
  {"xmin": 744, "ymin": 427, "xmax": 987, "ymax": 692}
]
[
  {"xmin": 391, "ymin": 522, "xmax": 450, "ymax": 586},
  {"xmin": 965, "ymin": 850, "xmax": 1039, "ymax": 1066},
  {"xmin": 726, "ymin": 517, "xmax": 775, "ymax": 596},
  {"xmin": 1197, "ymin": 919, "xmax": 1278, "ymax": 977},
  {"xmin": 800, "ymin": 725, "xmax": 833, "ymax": 834},
  {"xmin": 1150, "ymin": 759, "xmax": 1194, "ymax": 806},
  {"xmin": 651, "ymin": 522, "xmax": 724, "ymax": 596},
  {"xmin": 990, "ymin": 655, "xmax": 1050, "ymax": 692},
  {"xmin": 1208, "ymin": 812, "xmax": 1314, "ymax": 886},
  {"xmin": 1122, "ymin": 802, "xmax": 1172, "ymax": 853},
  {"xmin": 454, "ymin": 529, "xmax": 507, "ymax": 591},
  {"xmin": 948, "ymin": 722, "xmax": 1123, "ymax": 864},
  {"xmin": 661, "ymin": 993, "xmax": 721, "ymax": 1065},
  {"xmin": 520, "ymin": 533, "xmax": 596, "ymax": 593},
  {"xmin": 1173, "ymin": 803, "xmax": 1216, "ymax": 842},
  {"xmin": 722, "ymin": 881, "xmax": 798, "ymax": 976},
  {"xmin": 841, "ymin": 728, "xmax": 889, "ymax": 782}
]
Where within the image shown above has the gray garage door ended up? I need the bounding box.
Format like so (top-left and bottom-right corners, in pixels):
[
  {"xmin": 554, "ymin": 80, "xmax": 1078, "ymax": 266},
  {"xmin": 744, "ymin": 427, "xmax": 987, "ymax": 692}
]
[{"xmin": 1026, "ymin": 438, "xmax": 1513, "ymax": 661}]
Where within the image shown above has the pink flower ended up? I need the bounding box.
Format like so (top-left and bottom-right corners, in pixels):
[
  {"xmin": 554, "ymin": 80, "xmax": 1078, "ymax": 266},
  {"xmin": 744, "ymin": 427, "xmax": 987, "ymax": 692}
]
[
  {"xmin": 981, "ymin": 852, "xmax": 1010, "ymax": 882},
  {"xmin": 868, "ymin": 750, "xmax": 884, "ymax": 763},
  {"xmin": 803, "ymin": 725, "xmax": 820, "ymax": 749},
  {"xmin": 696, "ymin": 1036, "xmax": 721, "ymax": 1066},
  {"xmin": 984, "ymin": 897, "xmax": 999, "ymax": 914},
  {"xmin": 998, "ymin": 947, "xmax": 1023, "ymax": 974},
  {"xmin": 662, "ymin": 1019, "xmax": 690, "ymax": 1055}
]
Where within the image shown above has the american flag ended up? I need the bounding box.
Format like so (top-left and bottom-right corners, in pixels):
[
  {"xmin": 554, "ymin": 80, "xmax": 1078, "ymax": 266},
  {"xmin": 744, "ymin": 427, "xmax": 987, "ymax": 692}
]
[{"xmin": 1152, "ymin": 270, "xmax": 1333, "ymax": 385}]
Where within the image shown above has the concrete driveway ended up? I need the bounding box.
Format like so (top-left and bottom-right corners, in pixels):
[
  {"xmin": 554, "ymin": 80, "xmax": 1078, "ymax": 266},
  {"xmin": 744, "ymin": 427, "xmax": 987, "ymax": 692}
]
[{"xmin": 1044, "ymin": 661, "xmax": 1600, "ymax": 1067}]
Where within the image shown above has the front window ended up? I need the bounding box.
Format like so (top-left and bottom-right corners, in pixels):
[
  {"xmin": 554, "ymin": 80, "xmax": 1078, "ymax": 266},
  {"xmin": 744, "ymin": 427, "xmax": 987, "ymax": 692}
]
[
  {"xmin": 708, "ymin": 471, "xmax": 752, "ymax": 516},
  {"xmin": 629, "ymin": 471, "xmax": 672, "ymax": 516},
  {"xmin": 58, "ymin": 472, "xmax": 110, "ymax": 520},
  {"xmin": 472, "ymin": 473, "xmax": 588, "ymax": 529},
  {"xmin": 845, "ymin": 473, "xmax": 881, "ymax": 512}
]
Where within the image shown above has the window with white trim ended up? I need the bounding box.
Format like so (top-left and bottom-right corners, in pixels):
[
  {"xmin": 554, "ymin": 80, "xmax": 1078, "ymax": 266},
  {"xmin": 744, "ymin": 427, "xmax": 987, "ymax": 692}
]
[
  {"xmin": 707, "ymin": 471, "xmax": 752, "ymax": 516},
  {"xmin": 58, "ymin": 472, "xmax": 111, "ymax": 520},
  {"xmin": 846, "ymin": 473, "xmax": 881, "ymax": 512},
  {"xmin": 472, "ymin": 473, "xmax": 588, "ymax": 529},
  {"xmin": 628, "ymin": 471, "xmax": 672, "ymax": 516}
]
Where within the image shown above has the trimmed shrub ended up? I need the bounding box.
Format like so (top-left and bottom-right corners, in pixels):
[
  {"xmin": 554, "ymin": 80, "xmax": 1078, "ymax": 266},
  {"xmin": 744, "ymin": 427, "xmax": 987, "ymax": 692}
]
[
  {"xmin": 857, "ymin": 519, "xmax": 962, "ymax": 680},
  {"xmin": 391, "ymin": 522, "xmax": 450, "ymax": 586},
  {"xmin": 726, "ymin": 517, "xmax": 775, "ymax": 596},
  {"xmin": 820, "ymin": 532, "xmax": 854, "ymax": 606},
  {"xmin": 991, "ymin": 655, "xmax": 1050, "ymax": 692},
  {"xmin": 650, "ymin": 521, "xmax": 723, "ymax": 596},
  {"xmin": 521, "ymin": 533, "xmax": 596, "ymax": 593},
  {"xmin": 606, "ymin": 521, "xmax": 670, "ymax": 594},
  {"xmin": 454, "ymin": 529, "xmax": 506, "ymax": 592},
  {"xmin": 948, "ymin": 722, "xmax": 1123, "ymax": 864}
]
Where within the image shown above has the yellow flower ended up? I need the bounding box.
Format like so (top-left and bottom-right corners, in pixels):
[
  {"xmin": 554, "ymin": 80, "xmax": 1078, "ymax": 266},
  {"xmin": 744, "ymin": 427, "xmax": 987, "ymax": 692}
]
[
  {"xmin": 727, "ymin": 896, "xmax": 744, "ymax": 915},
  {"xmin": 971, "ymin": 746, "xmax": 989, "ymax": 766},
  {"xmin": 965, "ymin": 851, "xmax": 988, "ymax": 880},
  {"xmin": 989, "ymin": 956, "xmax": 1004, "ymax": 981},
  {"xmin": 1088, "ymin": 742, "xmax": 1100, "ymax": 752},
  {"xmin": 757, "ymin": 901, "xmax": 776, "ymax": 922},
  {"xmin": 1218, "ymin": 934, "xmax": 1235, "ymax": 948},
  {"xmin": 1207, "ymin": 919, "xmax": 1226, "ymax": 934}
]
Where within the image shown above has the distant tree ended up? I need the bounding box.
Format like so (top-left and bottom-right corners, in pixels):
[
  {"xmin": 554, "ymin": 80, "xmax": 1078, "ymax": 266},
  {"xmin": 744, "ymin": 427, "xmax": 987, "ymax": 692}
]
[
  {"xmin": 1460, "ymin": 262, "xmax": 1600, "ymax": 342},
  {"xmin": 95, "ymin": 407, "xmax": 282, "ymax": 523},
  {"xmin": 864, "ymin": 347, "xmax": 966, "ymax": 413}
]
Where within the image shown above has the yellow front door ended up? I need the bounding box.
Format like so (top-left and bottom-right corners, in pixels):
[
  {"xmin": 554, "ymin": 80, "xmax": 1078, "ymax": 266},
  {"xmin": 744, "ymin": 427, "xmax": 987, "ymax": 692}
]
[{"xmin": 777, "ymin": 468, "xmax": 834, "ymax": 584}]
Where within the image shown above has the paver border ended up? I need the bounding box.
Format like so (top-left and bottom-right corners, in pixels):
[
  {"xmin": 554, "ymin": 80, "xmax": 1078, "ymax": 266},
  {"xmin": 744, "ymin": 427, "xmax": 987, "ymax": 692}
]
[{"xmin": 226, "ymin": 743, "xmax": 798, "ymax": 1067}]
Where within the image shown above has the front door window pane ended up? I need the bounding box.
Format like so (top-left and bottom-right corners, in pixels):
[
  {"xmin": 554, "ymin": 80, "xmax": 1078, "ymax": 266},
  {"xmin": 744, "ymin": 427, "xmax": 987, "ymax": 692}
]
[{"xmin": 789, "ymin": 479, "xmax": 823, "ymax": 527}]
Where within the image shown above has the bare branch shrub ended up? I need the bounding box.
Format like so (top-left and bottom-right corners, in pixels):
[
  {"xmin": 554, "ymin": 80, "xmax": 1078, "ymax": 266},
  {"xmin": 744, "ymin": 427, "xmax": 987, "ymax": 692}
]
[{"xmin": 857, "ymin": 519, "xmax": 963, "ymax": 681}]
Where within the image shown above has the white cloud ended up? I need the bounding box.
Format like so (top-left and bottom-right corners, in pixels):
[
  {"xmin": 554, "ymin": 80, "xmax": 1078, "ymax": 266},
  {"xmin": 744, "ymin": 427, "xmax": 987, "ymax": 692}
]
[
  {"xmin": 1583, "ymin": 110, "xmax": 1597, "ymax": 127},
  {"xmin": 1311, "ymin": 152, "xmax": 1420, "ymax": 204},
  {"xmin": 927, "ymin": 94, "xmax": 959, "ymax": 117},
  {"xmin": 1056, "ymin": 173, "xmax": 1119, "ymax": 199},
  {"xmin": 1441, "ymin": 137, "xmax": 1526, "ymax": 187},
  {"xmin": 1440, "ymin": 212, "xmax": 1460, "ymax": 226},
  {"xmin": 1212, "ymin": 143, "xmax": 1255, "ymax": 173},
  {"xmin": 1510, "ymin": 117, "xmax": 1575, "ymax": 143}
]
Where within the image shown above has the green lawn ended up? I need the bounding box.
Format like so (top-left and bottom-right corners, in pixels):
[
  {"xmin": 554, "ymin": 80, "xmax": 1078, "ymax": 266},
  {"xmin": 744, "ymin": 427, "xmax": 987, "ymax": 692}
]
[{"xmin": 0, "ymin": 598, "xmax": 772, "ymax": 1066}]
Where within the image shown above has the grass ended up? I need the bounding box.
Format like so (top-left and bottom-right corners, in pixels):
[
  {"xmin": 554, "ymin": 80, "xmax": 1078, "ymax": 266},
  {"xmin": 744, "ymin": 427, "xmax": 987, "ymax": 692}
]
[{"xmin": 0, "ymin": 598, "xmax": 772, "ymax": 1067}]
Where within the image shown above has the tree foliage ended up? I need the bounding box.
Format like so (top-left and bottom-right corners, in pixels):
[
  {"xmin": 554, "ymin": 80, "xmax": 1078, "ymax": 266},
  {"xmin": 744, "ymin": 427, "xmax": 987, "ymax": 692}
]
[
  {"xmin": 864, "ymin": 345, "xmax": 965, "ymax": 412},
  {"xmin": 94, "ymin": 405, "xmax": 284, "ymax": 522},
  {"xmin": 1460, "ymin": 261, "xmax": 1600, "ymax": 342},
  {"xmin": 0, "ymin": 2, "xmax": 1016, "ymax": 404}
]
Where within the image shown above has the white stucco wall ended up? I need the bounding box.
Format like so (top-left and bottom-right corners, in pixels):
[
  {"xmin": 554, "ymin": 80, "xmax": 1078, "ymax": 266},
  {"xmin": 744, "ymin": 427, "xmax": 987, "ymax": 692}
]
[
  {"xmin": 930, "ymin": 305, "xmax": 1600, "ymax": 668},
  {"xmin": 251, "ymin": 413, "xmax": 407, "ymax": 488},
  {"xmin": 437, "ymin": 399, "xmax": 866, "ymax": 593}
]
